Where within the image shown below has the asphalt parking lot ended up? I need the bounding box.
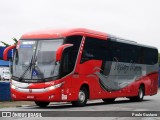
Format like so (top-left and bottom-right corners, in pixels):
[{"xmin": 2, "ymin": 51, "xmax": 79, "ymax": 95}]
[{"xmin": 0, "ymin": 89, "xmax": 160, "ymax": 120}]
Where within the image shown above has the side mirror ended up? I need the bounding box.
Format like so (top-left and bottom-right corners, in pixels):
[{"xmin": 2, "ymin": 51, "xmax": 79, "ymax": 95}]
[
  {"xmin": 3, "ymin": 45, "xmax": 16, "ymax": 61},
  {"xmin": 56, "ymin": 44, "xmax": 73, "ymax": 61}
]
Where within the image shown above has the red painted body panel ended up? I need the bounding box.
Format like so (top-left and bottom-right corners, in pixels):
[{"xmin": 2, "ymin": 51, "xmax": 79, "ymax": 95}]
[
  {"xmin": 11, "ymin": 87, "xmax": 62, "ymax": 102},
  {"xmin": 10, "ymin": 28, "xmax": 158, "ymax": 103},
  {"xmin": 11, "ymin": 74, "xmax": 158, "ymax": 102}
]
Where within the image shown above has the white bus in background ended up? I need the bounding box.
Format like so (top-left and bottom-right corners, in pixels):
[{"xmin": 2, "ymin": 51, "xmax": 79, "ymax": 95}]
[{"xmin": 0, "ymin": 67, "xmax": 11, "ymax": 81}]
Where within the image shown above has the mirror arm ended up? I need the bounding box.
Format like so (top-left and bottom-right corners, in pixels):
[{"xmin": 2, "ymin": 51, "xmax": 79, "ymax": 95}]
[{"xmin": 3, "ymin": 45, "xmax": 16, "ymax": 61}]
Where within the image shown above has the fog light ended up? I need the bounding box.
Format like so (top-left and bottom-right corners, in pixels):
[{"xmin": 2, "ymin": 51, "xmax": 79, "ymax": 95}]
[{"xmin": 12, "ymin": 94, "xmax": 16, "ymax": 98}]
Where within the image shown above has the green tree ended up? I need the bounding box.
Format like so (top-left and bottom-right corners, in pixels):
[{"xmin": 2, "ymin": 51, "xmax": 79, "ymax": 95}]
[
  {"xmin": 12, "ymin": 37, "xmax": 18, "ymax": 45},
  {"xmin": 0, "ymin": 41, "xmax": 10, "ymax": 47},
  {"xmin": 1, "ymin": 37, "xmax": 18, "ymax": 46}
]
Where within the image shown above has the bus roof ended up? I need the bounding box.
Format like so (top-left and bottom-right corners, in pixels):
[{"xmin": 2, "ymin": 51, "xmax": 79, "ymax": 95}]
[
  {"xmin": 108, "ymin": 34, "xmax": 158, "ymax": 50},
  {"xmin": 21, "ymin": 28, "xmax": 157, "ymax": 50},
  {"xmin": 21, "ymin": 28, "xmax": 107, "ymax": 39}
]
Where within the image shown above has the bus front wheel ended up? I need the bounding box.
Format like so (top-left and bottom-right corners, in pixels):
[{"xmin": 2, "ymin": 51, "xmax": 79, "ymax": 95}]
[
  {"xmin": 71, "ymin": 87, "xmax": 88, "ymax": 107},
  {"xmin": 35, "ymin": 101, "xmax": 50, "ymax": 108}
]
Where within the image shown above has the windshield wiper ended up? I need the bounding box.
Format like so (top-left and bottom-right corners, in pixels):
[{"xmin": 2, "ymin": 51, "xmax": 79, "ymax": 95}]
[
  {"xmin": 18, "ymin": 54, "xmax": 45, "ymax": 82},
  {"xmin": 18, "ymin": 56, "xmax": 34, "ymax": 81}
]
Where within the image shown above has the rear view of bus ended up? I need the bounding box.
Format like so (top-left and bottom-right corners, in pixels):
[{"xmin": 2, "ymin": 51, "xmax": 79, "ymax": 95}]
[{"xmin": 3, "ymin": 28, "xmax": 159, "ymax": 107}]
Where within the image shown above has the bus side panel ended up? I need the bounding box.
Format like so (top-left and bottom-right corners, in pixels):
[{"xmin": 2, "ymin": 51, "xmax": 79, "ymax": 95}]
[
  {"xmin": 75, "ymin": 60, "xmax": 138, "ymax": 99},
  {"xmin": 141, "ymin": 76, "xmax": 151, "ymax": 96},
  {"xmin": 130, "ymin": 76, "xmax": 150, "ymax": 96},
  {"xmin": 149, "ymin": 72, "xmax": 159, "ymax": 95},
  {"xmin": 129, "ymin": 72, "xmax": 158, "ymax": 96},
  {"xmin": 76, "ymin": 60, "xmax": 103, "ymax": 99}
]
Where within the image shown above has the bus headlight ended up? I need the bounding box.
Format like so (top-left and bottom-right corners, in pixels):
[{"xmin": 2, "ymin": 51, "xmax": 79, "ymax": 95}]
[
  {"xmin": 11, "ymin": 84, "xmax": 17, "ymax": 89},
  {"xmin": 47, "ymin": 82, "xmax": 64, "ymax": 91}
]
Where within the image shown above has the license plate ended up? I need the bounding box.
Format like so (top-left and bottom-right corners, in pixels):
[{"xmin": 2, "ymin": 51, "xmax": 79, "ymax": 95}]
[{"xmin": 27, "ymin": 96, "xmax": 34, "ymax": 99}]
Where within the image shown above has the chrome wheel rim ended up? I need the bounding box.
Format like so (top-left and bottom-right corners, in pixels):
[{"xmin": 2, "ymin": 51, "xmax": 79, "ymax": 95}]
[
  {"xmin": 79, "ymin": 91, "xmax": 85, "ymax": 103},
  {"xmin": 139, "ymin": 89, "xmax": 143, "ymax": 99}
]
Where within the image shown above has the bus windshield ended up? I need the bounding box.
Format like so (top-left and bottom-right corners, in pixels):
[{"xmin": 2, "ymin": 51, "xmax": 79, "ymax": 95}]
[{"xmin": 12, "ymin": 39, "xmax": 63, "ymax": 82}]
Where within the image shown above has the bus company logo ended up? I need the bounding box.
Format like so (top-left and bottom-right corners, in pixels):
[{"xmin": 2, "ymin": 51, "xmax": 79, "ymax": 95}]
[
  {"xmin": 29, "ymin": 89, "xmax": 32, "ymax": 93},
  {"xmin": 2, "ymin": 112, "xmax": 11, "ymax": 117},
  {"xmin": 114, "ymin": 62, "xmax": 142, "ymax": 74}
]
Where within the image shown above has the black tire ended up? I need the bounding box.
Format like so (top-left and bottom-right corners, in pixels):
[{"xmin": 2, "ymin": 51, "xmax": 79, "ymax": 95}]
[
  {"xmin": 71, "ymin": 87, "xmax": 88, "ymax": 107},
  {"xmin": 35, "ymin": 101, "xmax": 50, "ymax": 108},
  {"xmin": 102, "ymin": 98, "xmax": 115, "ymax": 103},
  {"xmin": 130, "ymin": 86, "xmax": 144, "ymax": 102}
]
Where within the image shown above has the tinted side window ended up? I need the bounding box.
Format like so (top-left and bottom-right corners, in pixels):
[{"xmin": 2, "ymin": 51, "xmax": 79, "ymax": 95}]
[
  {"xmin": 81, "ymin": 37, "xmax": 158, "ymax": 65},
  {"xmin": 81, "ymin": 37, "xmax": 108, "ymax": 63},
  {"xmin": 106, "ymin": 39, "xmax": 158, "ymax": 65},
  {"xmin": 144, "ymin": 48, "xmax": 158, "ymax": 65},
  {"xmin": 105, "ymin": 41, "xmax": 139, "ymax": 63}
]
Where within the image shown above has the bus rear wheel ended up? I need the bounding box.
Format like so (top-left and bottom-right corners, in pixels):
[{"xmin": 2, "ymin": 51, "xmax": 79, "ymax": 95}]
[
  {"xmin": 102, "ymin": 98, "xmax": 115, "ymax": 103},
  {"xmin": 35, "ymin": 101, "xmax": 50, "ymax": 108},
  {"xmin": 71, "ymin": 87, "xmax": 88, "ymax": 107},
  {"xmin": 130, "ymin": 86, "xmax": 144, "ymax": 102}
]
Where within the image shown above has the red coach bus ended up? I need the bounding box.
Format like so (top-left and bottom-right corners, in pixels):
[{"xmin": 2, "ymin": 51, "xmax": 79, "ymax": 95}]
[{"xmin": 3, "ymin": 28, "xmax": 159, "ymax": 107}]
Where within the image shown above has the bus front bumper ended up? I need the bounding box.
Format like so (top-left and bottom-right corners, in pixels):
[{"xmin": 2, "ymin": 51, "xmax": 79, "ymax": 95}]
[{"xmin": 10, "ymin": 82, "xmax": 74, "ymax": 102}]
